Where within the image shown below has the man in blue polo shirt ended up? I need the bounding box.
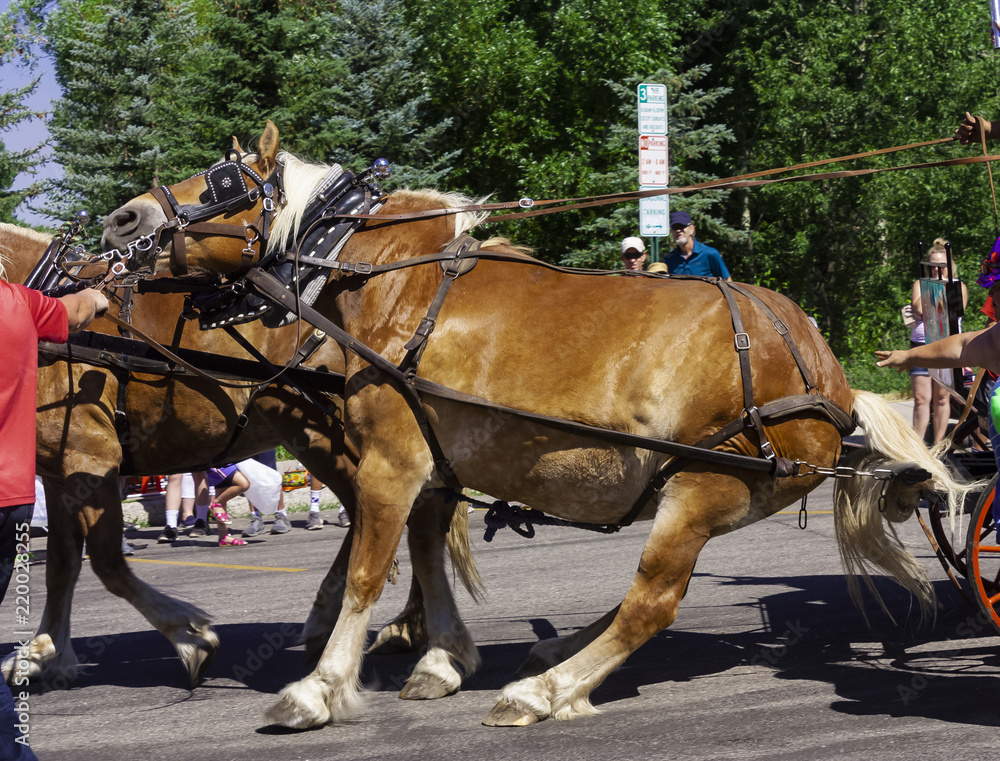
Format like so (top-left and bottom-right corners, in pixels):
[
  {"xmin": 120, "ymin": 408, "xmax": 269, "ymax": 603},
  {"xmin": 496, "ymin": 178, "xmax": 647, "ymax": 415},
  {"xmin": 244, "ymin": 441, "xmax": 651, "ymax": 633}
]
[{"xmin": 664, "ymin": 210, "xmax": 731, "ymax": 280}]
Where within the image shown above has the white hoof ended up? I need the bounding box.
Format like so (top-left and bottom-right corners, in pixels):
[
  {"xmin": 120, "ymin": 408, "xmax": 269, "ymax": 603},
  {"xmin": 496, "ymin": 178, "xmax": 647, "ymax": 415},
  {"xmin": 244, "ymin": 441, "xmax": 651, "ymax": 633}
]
[
  {"xmin": 173, "ymin": 625, "xmax": 220, "ymax": 687},
  {"xmin": 3, "ymin": 634, "xmax": 57, "ymax": 684},
  {"xmin": 265, "ymin": 676, "xmax": 333, "ymax": 728},
  {"xmin": 264, "ymin": 674, "xmax": 365, "ymax": 728},
  {"xmin": 399, "ymin": 648, "xmax": 462, "ymax": 700}
]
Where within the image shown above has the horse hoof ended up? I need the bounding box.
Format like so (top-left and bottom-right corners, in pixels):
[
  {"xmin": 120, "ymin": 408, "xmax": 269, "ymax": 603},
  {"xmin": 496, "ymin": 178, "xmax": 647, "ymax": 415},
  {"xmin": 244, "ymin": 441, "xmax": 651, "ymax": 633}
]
[
  {"xmin": 186, "ymin": 642, "xmax": 217, "ymax": 687},
  {"xmin": 3, "ymin": 634, "xmax": 56, "ymax": 684},
  {"xmin": 369, "ymin": 630, "xmax": 415, "ymax": 655},
  {"xmin": 368, "ymin": 620, "xmax": 425, "ymax": 654},
  {"xmin": 264, "ymin": 677, "xmax": 334, "ymax": 729},
  {"xmin": 483, "ymin": 700, "xmax": 540, "ymax": 727},
  {"xmin": 399, "ymin": 672, "xmax": 456, "ymax": 700},
  {"xmin": 176, "ymin": 627, "xmax": 219, "ymax": 687}
]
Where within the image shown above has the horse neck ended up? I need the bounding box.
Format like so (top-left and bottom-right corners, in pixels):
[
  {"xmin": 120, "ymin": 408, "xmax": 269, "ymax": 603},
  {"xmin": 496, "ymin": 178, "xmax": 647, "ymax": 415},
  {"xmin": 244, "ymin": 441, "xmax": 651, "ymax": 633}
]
[{"xmin": 335, "ymin": 217, "xmax": 455, "ymax": 342}]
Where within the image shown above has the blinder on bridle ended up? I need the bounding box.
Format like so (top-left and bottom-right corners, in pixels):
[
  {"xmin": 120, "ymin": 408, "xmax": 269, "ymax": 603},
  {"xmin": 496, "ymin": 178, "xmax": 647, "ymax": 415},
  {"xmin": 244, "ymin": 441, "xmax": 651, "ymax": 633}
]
[{"xmin": 147, "ymin": 150, "xmax": 279, "ymax": 277}]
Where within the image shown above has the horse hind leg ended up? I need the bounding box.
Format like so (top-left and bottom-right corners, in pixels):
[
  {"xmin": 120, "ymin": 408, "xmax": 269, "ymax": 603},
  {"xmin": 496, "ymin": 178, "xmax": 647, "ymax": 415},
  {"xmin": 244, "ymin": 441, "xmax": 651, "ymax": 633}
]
[
  {"xmin": 370, "ymin": 493, "xmax": 482, "ymax": 657},
  {"xmin": 484, "ymin": 472, "xmax": 741, "ymax": 726},
  {"xmin": 396, "ymin": 493, "xmax": 480, "ymax": 700}
]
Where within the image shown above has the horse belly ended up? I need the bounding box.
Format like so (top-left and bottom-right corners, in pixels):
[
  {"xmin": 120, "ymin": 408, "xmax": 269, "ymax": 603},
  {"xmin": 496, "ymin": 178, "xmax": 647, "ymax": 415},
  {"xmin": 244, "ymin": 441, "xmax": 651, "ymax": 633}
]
[{"xmin": 443, "ymin": 418, "xmax": 661, "ymax": 524}]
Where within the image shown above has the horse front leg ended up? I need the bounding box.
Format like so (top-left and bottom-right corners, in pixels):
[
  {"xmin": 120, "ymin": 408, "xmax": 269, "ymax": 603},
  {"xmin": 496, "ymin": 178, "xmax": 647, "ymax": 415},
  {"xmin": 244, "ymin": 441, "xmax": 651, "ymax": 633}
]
[
  {"xmin": 484, "ymin": 471, "xmax": 746, "ymax": 726},
  {"xmin": 2, "ymin": 478, "xmax": 79, "ymax": 687},
  {"xmin": 265, "ymin": 438, "xmax": 430, "ymax": 728},
  {"xmin": 73, "ymin": 472, "xmax": 218, "ymax": 687}
]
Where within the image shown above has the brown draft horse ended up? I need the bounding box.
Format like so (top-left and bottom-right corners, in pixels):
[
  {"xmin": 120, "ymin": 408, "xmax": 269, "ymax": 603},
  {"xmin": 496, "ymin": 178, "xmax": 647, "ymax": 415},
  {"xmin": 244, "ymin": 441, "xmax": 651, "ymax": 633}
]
[
  {"xmin": 102, "ymin": 121, "xmax": 973, "ymax": 728},
  {"xmin": 0, "ymin": 222, "xmax": 479, "ymax": 693}
]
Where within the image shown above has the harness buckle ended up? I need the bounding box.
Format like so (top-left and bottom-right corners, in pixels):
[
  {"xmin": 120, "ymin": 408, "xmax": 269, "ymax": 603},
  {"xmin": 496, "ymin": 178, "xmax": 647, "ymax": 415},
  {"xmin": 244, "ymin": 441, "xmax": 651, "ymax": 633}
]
[
  {"xmin": 352, "ymin": 262, "xmax": 373, "ymax": 275},
  {"xmin": 734, "ymin": 332, "xmax": 750, "ymax": 351},
  {"xmin": 518, "ymin": 197, "xmax": 534, "ymax": 208},
  {"xmin": 772, "ymin": 320, "xmax": 789, "ymax": 335}
]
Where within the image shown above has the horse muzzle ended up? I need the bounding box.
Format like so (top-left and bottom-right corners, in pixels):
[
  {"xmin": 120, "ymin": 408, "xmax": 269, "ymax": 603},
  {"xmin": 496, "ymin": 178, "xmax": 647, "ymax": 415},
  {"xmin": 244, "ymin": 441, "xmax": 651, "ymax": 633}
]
[{"xmin": 102, "ymin": 199, "xmax": 168, "ymax": 273}]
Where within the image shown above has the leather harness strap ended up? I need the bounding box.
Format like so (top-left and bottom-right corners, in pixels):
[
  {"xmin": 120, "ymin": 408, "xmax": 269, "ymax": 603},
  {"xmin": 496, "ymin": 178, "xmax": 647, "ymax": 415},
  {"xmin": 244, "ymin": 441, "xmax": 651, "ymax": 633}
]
[{"xmin": 398, "ymin": 235, "xmax": 480, "ymax": 377}]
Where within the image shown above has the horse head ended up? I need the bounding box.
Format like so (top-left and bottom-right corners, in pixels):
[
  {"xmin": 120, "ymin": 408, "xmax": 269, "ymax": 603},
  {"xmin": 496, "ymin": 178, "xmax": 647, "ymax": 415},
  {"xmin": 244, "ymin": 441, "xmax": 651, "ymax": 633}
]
[{"xmin": 102, "ymin": 121, "xmax": 282, "ymax": 278}]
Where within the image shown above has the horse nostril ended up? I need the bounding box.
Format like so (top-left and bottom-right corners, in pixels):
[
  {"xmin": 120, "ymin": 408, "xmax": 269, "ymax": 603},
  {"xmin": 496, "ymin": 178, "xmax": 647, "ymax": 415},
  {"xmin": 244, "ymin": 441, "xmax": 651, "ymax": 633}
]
[{"xmin": 110, "ymin": 208, "xmax": 141, "ymax": 236}]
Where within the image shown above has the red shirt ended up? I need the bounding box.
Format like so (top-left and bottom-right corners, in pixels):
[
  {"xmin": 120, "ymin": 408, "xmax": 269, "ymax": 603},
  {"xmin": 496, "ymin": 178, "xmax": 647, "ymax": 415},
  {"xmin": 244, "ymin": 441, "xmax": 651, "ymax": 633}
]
[{"xmin": 1, "ymin": 282, "xmax": 68, "ymax": 508}]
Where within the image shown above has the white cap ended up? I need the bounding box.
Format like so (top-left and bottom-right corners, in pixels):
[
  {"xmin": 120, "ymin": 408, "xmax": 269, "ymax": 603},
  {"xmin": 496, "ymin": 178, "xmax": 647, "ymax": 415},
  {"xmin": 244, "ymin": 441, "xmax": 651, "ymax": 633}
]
[{"xmin": 621, "ymin": 236, "xmax": 646, "ymax": 255}]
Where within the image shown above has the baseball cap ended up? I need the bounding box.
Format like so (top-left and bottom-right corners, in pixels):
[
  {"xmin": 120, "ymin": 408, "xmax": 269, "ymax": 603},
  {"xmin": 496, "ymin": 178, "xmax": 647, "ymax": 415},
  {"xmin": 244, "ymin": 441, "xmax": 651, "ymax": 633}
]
[
  {"xmin": 621, "ymin": 236, "xmax": 646, "ymax": 255},
  {"xmin": 670, "ymin": 210, "xmax": 692, "ymax": 227}
]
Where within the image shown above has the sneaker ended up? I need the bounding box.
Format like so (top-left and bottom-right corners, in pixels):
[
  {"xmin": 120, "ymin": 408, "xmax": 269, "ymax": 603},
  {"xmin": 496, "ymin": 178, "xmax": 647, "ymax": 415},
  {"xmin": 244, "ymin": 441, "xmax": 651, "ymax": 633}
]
[
  {"xmin": 336, "ymin": 508, "xmax": 351, "ymax": 528},
  {"xmin": 122, "ymin": 537, "xmax": 135, "ymax": 556},
  {"xmin": 158, "ymin": 525, "xmax": 178, "ymax": 543},
  {"xmin": 270, "ymin": 513, "xmax": 291, "ymax": 534},
  {"xmin": 305, "ymin": 511, "xmax": 324, "ymax": 531},
  {"xmin": 189, "ymin": 518, "xmax": 207, "ymax": 537},
  {"xmin": 180, "ymin": 515, "xmax": 197, "ymax": 529},
  {"xmin": 242, "ymin": 513, "xmax": 266, "ymax": 538}
]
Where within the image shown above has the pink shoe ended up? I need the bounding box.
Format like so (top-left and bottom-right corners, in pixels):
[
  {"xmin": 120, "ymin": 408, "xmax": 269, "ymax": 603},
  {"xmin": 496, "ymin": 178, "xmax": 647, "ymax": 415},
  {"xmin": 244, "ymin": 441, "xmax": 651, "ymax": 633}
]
[
  {"xmin": 209, "ymin": 501, "xmax": 231, "ymax": 525},
  {"xmin": 219, "ymin": 534, "xmax": 245, "ymax": 547}
]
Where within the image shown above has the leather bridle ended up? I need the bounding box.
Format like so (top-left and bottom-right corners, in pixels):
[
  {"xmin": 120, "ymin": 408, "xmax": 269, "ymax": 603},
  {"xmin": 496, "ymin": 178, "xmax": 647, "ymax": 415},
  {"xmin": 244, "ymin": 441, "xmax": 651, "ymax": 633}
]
[{"xmin": 142, "ymin": 152, "xmax": 280, "ymax": 279}]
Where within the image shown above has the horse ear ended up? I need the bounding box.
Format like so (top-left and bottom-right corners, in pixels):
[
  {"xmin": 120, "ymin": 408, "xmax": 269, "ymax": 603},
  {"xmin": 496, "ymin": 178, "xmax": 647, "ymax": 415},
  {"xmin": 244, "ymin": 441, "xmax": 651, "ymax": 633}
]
[
  {"xmin": 257, "ymin": 120, "xmax": 280, "ymax": 176},
  {"xmin": 231, "ymin": 136, "xmax": 244, "ymax": 154}
]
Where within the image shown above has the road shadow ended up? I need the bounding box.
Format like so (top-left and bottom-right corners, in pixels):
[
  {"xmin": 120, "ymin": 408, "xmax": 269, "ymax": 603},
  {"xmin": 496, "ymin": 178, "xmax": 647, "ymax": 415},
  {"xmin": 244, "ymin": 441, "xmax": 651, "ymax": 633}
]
[{"xmin": 15, "ymin": 573, "xmax": 999, "ymax": 730}]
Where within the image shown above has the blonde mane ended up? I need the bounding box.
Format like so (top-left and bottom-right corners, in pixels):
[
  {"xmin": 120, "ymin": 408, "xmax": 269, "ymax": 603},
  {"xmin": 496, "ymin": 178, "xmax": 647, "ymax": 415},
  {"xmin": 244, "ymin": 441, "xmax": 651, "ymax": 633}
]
[{"xmin": 268, "ymin": 152, "xmax": 493, "ymax": 253}]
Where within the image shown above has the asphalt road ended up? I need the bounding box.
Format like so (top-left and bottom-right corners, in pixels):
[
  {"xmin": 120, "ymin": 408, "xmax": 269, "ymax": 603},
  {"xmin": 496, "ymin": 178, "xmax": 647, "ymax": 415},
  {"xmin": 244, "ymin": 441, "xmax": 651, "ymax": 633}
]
[{"xmin": 8, "ymin": 479, "xmax": 1000, "ymax": 761}]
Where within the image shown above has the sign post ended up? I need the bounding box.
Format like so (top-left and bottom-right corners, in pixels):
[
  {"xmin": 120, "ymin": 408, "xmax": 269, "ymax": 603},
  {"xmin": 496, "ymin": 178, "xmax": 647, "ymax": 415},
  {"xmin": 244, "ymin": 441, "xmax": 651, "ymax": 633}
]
[{"xmin": 637, "ymin": 83, "xmax": 668, "ymax": 259}]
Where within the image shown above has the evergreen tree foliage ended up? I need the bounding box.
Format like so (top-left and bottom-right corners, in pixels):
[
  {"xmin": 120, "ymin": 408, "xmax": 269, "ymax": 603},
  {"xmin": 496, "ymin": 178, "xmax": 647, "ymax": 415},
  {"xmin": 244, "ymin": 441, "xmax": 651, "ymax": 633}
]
[
  {"xmin": 155, "ymin": 0, "xmax": 456, "ymax": 189},
  {"xmin": 1, "ymin": 7, "xmax": 50, "ymax": 225},
  {"xmin": 41, "ymin": 0, "xmax": 197, "ymax": 230},
  {"xmin": 291, "ymin": 0, "xmax": 458, "ymax": 188}
]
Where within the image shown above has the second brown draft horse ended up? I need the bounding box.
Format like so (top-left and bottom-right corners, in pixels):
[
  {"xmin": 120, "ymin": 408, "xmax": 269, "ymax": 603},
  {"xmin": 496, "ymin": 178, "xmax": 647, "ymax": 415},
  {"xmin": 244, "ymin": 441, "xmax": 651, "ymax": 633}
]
[{"xmin": 0, "ymin": 222, "xmax": 479, "ymax": 692}]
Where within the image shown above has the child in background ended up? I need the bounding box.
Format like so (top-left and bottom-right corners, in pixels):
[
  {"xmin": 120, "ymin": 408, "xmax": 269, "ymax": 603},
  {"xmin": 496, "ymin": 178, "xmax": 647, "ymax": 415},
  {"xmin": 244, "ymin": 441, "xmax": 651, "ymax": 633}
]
[{"xmin": 205, "ymin": 465, "xmax": 248, "ymax": 546}]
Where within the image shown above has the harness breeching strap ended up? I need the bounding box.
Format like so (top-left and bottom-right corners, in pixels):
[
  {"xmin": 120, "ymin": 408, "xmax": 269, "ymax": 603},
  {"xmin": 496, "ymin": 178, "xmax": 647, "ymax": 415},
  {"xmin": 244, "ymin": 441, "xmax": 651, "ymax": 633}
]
[
  {"xmin": 717, "ymin": 279, "xmax": 775, "ymax": 461},
  {"xmin": 726, "ymin": 282, "xmax": 818, "ymax": 393}
]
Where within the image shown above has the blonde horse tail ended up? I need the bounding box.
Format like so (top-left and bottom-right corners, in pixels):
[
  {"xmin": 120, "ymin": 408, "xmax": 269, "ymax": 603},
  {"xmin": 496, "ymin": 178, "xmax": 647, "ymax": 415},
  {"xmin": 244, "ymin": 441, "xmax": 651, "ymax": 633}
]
[
  {"xmin": 446, "ymin": 496, "xmax": 485, "ymax": 603},
  {"xmin": 833, "ymin": 389, "xmax": 983, "ymax": 623}
]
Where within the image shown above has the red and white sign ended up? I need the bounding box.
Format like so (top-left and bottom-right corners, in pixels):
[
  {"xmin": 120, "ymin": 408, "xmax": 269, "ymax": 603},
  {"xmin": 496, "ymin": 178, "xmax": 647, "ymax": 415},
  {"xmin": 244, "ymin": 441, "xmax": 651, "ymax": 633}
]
[{"xmin": 639, "ymin": 134, "xmax": 668, "ymax": 186}]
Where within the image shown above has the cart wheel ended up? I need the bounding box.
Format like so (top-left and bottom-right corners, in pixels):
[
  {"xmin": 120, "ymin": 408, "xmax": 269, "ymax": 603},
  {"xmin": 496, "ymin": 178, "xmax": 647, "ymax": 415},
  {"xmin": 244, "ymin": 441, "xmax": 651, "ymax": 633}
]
[
  {"xmin": 928, "ymin": 499, "xmax": 969, "ymax": 576},
  {"xmin": 927, "ymin": 472, "xmax": 997, "ymax": 578},
  {"xmin": 965, "ymin": 473, "xmax": 1000, "ymax": 635}
]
